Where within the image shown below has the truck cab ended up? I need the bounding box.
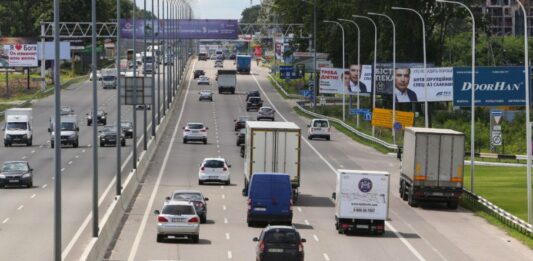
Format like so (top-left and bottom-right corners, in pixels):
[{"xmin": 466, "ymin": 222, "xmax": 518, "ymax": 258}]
[
  {"xmin": 49, "ymin": 115, "xmax": 80, "ymax": 148},
  {"xmin": 3, "ymin": 108, "xmax": 33, "ymax": 147}
]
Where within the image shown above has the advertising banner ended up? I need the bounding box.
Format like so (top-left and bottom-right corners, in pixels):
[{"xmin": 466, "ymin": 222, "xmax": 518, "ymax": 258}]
[
  {"xmin": 453, "ymin": 67, "xmax": 528, "ymax": 106},
  {"xmin": 371, "ymin": 108, "xmax": 414, "ymax": 130},
  {"xmin": 346, "ymin": 64, "xmax": 372, "ymax": 94},
  {"xmin": 375, "ymin": 63, "xmax": 426, "ymax": 95},
  {"xmin": 319, "ymin": 68, "xmax": 343, "ymax": 94},
  {"xmin": 119, "ymin": 19, "xmax": 238, "ymax": 39},
  {"xmin": 396, "ymin": 67, "xmax": 454, "ymax": 103},
  {"xmin": 37, "ymin": 42, "xmax": 71, "ymax": 60},
  {"xmin": 0, "ymin": 37, "xmax": 38, "ymax": 67}
]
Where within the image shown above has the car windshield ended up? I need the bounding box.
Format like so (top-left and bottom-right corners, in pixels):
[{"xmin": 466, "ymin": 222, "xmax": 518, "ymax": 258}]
[
  {"xmin": 173, "ymin": 193, "xmax": 202, "ymax": 201},
  {"xmin": 2, "ymin": 162, "xmax": 28, "ymax": 172},
  {"xmin": 204, "ymin": 160, "xmax": 224, "ymax": 168},
  {"xmin": 260, "ymin": 108, "xmax": 272, "ymax": 113},
  {"xmin": 188, "ymin": 124, "xmax": 204, "ymax": 130},
  {"xmin": 162, "ymin": 205, "xmax": 195, "ymax": 215},
  {"xmin": 314, "ymin": 121, "xmax": 328, "ymax": 127},
  {"xmin": 249, "ymin": 97, "xmax": 260, "ymax": 102},
  {"xmin": 61, "ymin": 107, "xmax": 72, "ymax": 113},
  {"xmin": 97, "ymin": 110, "xmax": 105, "ymax": 116},
  {"xmin": 200, "ymin": 91, "xmax": 211, "ymax": 95},
  {"xmin": 103, "ymin": 76, "xmax": 115, "ymax": 81},
  {"xmin": 263, "ymin": 230, "xmax": 300, "ymax": 244},
  {"xmin": 102, "ymin": 126, "xmax": 116, "ymax": 133},
  {"xmin": 6, "ymin": 122, "xmax": 27, "ymax": 130},
  {"xmin": 61, "ymin": 122, "xmax": 76, "ymax": 131},
  {"xmin": 239, "ymin": 116, "xmax": 249, "ymax": 122}
]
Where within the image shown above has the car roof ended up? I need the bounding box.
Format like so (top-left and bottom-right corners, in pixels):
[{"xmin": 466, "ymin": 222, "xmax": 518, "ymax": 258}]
[
  {"xmin": 202, "ymin": 157, "xmax": 226, "ymax": 161},
  {"xmin": 264, "ymin": 225, "xmax": 297, "ymax": 230},
  {"xmin": 172, "ymin": 190, "xmax": 204, "ymax": 195},
  {"xmin": 187, "ymin": 122, "xmax": 205, "ymax": 125},
  {"xmin": 3, "ymin": 161, "xmax": 28, "ymax": 164},
  {"xmin": 164, "ymin": 200, "xmax": 195, "ymax": 206}
]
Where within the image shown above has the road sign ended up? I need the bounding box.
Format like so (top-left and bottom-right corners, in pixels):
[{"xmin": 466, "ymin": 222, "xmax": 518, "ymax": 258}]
[
  {"xmin": 491, "ymin": 130, "xmax": 502, "ymax": 146},
  {"xmin": 393, "ymin": 122, "xmax": 402, "ymax": 131},
  {"xmin": 319, "ymin": 96, "xmax": 326, "ymax": 105},
  {"xmin": 490, "ymin": 110, "xmax": 503, "ymax": 147},
  {"xmin": 364, "ymin": 112, "xmax": 372, "ymax": 121},
  {"xmin": 280, "ymin": 65, "xmax": 294, "ymax": 79},
  {"xmin": 371, "ymin": 108, "xmax": 414, "ymax": 130}
]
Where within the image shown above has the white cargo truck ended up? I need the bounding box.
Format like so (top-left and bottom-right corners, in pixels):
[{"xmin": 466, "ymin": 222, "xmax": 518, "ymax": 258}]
[
  {"xmin": 243, "ymin": 121, "xmax": 301, "ymax": 201},
  {"xmin": 217, "ymin": 69, "xmax": 237, "ymax": 94},
  {"xmin": 400, "ymin": 127, "xmax": 465, "ymax": 209},
  {"xmin": 2, "ymin": 108, "xmax": 33, "ymax": 146},
  {"xmin": 332, "ymin": 170, "xmax": 390, "ymax": 235},
  {"xmin": 101, "ymin": 68, "xmax": 118, "ymax": 89}
]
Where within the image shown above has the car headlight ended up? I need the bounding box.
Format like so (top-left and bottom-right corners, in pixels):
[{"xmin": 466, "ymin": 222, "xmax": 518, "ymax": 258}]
[
  {"xmin": 70, "ymin": 134, "xmax": 77, "ymax": 139},
  {"xmin": 88, "ymin": 116, "xmax": 92, "ymax": 119},
  {"xmin": 101, "ymin": 116, "xmax": 106, "ymax": 119},
  {"xmin": 5, "ymin": 134, "xmax": 10, "ymax": 139},
  {"xmin": 0, "ymin": 174, "xmax": 5, "ymax": 179},
  {"xmin": 22, "ymin": 173, "xmax": 31, "ymax": 178},
  {"xmin": 22, "ymin": 134, "xmax": 28, "ymax": 139}
]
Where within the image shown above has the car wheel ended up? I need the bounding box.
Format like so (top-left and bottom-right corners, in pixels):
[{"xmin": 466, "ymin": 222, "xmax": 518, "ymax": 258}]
[
  {"xmin": 200, "ymin": 215, "xmax": 207, "ymax": 224},
  {"xmin": 191, "ymin": 235, "xmax": 199, "ymax": 243},
  {"xmin": 121, "ymin": 141, "xmax": 126, "ymax": 146},
  {"xmin": 103, "ymin": 120, "xmax": 107, "ymax": 125},
  {"xmin": 326, "ymin": 136, "xmax": 331, "ymax": 141},
  {"xmin": 51, "ymin": 142, "xmax": 54, "ymax": 148},
  {"xmin": 447, "ymin": 200, "xmax": 459, "ymax": 210},
  {"xmin": 27, "ymin": 181, "xmax": 33, "ymax": 188},
  {"xmin": 203, "ymin": 139, "xmax": 207, "ymax": 145},
  {"xmin": 308, "ymin": 135, "xmax": 312, "ymax": 140},
  {"xmin": 4, "ymin": 142, "xmax": 9, "ymax": 147},
  {"xmin": 100, "ymin": 142, "xmax": 105, "ymax": 147},
  {"xmin": 183, "ymin": 138, "xmax": 187, "ymax": 144},
  {"xmin": 225, "ymin": 180, "xmax": 231, "ymax": 185},
  {"xmin": 27, "ymin": 139, "xmax": 32, "ymax": 146},
  {"xmin": 408, "ymin": 188, "xmax": 418, "ymax": 208},
  {"xmin": 73, "ymin": 142, "xmax": 79, "ymax": 148},
  {"xmin": 87, "ymin": 121, "xmax": 91, "ymax": 126},
  {"xmin": 156, "ymin": 234, "xmax": 164, "ymax": 243},
  {"xmin": 199, "ymin": 180, "xmax": 204, "ymax": 185}
]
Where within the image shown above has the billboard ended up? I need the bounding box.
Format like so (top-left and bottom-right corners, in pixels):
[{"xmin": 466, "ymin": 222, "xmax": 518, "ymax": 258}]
[
  {"xmin": 346, "ymin": 64, "xmax": 372, "ymax": 94},
  {"xmin": 37, "ymin": 42, "xmax": 71, "ymax": 60},
  {"xmin": 0, "ymin": 37, "xmax": 38, "ymax": 67},
  {"xmin": 319, "ymin": 68, "xmax": 344, "ymax": 94},
  {"xmin": 371, "ymin": 108, "xmax": 414, "ymax": 130},
  {"xmin": 119, "ymin": 19, "xmax": 238, "ymax": 39},
  {"xmin": 395, "ymin": 67, "xmax": 454, "ymax": 103},
  {"xmin": 375, "ymin": 63, "xmax": 426, "ymax": 95},
  {"xmin": 453, "ymin": 67, "xmax": 528, "ymax": 106}
]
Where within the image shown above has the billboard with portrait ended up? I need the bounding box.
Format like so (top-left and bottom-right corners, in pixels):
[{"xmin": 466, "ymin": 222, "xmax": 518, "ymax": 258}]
[
  {"xmin": 346, "ymin": 64, "xmax": 372, "ymax": 94},
  {"xmin": 395, "ymin": 67, "xmax": 453, "ymax": 103}
]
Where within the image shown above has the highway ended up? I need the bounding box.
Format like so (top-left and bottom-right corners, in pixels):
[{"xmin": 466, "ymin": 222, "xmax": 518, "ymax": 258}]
[
  {"xmin": 107, "ymin": 59, "xmax": 533, "ymax": 261},
  {"xmin": 0, "ymin": 66, "xmax": 174, "ymax": 260}
]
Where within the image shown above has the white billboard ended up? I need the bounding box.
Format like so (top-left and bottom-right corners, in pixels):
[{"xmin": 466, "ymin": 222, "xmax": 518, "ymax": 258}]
[
  {"xmin": 396, "ymin": 67, "xmax": 453, "ymax": 103},
  {"xmin": 37, "ymin": 42, "xmax": 71, "ymax": 60},
  {"xmin": 6, "ymin": 44, "xmax": 38, "ymax": 67},
  {"xmin": 319, "ymin": 68, "xmax": 343, "ymax": 94}
]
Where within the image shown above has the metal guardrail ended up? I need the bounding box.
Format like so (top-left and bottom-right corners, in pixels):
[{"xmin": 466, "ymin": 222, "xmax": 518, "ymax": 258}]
[{"xmin": 462, "ymin": 190, "xmax": 533, "ymax": 237}]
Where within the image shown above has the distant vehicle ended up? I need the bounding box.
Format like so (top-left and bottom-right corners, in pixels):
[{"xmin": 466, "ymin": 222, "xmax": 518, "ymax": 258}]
[
  {"xmin": 99, "ymin": 125, "xmax": 126, "ymax": 147},
  {"xmin": 198, "ymin": 52, "xmax": 208, "ymax": 61},
  {"xmin": 257, "ymin": 107, "xmax": 275, "ymax": 121},
  {"xmin": 253, "ymin": 225, "xmax": 306, "ymax": 261},
  {"xmin": 307, "ymin": 119, "xmax": 331, "ymax": 140},
  {"xmin": 164, "ymin": 54, "xmax": 174, "ymax": 65},
  {"xmin": 2, "ymin": 108, "xmax": 33, "ymax": 147},
  {"xmin": 101, "ymin": 68, "xmax": 118, "ymax": 89},
  {"xmin": 215, "ymin": 50, "xmax": 224, "ymax": 59},
  {"xmin": 166, "ymin": 190, "xmax": 209, "ymax": 224},
  {"xmin": 246, "ymin": 97, "xmax": 263, "ymax": 111},
  {"xmin": 193, "ymin": 69, "xmax": 205, "ymax": 79},
  {"xmin": 87, "ymin": 110, "xmax": 107, "ymax": 126},
  {"xmin": 214, "ymin": 60, "xmax": 223, "ymax": 68},
  {"xmin": 198, "ymin": 90, "xmax": 213, "ymax": 101},
  {"xmin": 246, "ymin": 173, "xmax": 293, "ymax": 227},
  {"xmin": 49, "ymin": 115, "xmax": 79, "ymax": 148},
  {"xmin": 236, "ymin": 55, "xmax": 251, "ymax": 74},
  {"xmin": 197, "ymin": 75, "xmax": 210, "ymax": 85},
  {"xmin": 217, "ymin": 69, "xmax": 237, "ymax": 94},
  {"xmin": 89, "ymin": 70, "xmax": 102, "ymax": 81},
  {"xmin": 332, "ymin": 170, "xmax": 390, "ymax": 235},
  {"xmin": 0, "ymin": 161, "xmax": 33, "ymax": 188},
  {"xmin": 142, "ymin": 52, "xmax": 155, "ymax": 74},
  {"xmin": 236, "ymin": 128, "xmax": 245, "ymax": 146},
  {"xmin": 198, "ymin": 158, "xmax": 231, "ymax": 185},
  {"xmin": 120, "ymin": 121, "xmax": 133, "ymax": 139},
  {"xmin": 229, "ymin": 54, "xmax": 236, "ymax": 60},
  {"xmin": 154, "ymin": 200, "xmax": 200, "ymax": 243},
  {"xmin": 246, "ymin": 90, "xmax": 260, "ymax": 101},
  {"xmin": 182, "ymin": 122, "xmax": 208, "ymax": 144},
  {"xmin": 400, "ymin": 128, "xmax": 465, "ymax": 209},
  {"xmin": 234, "ymin": 115, "xmax": 249, "ymax": 131},
  {"xmin": 60, "ymin": 106, "xmax": 75, "ymax": 116},
  {"xmin": 135, "ymin": 104, "xmax": 151, "ymax": 110}
]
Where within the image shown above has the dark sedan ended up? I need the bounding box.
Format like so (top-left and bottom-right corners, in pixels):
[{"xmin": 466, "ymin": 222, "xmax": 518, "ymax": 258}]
[
  {"xmin": 120, "ymin": 121, "xmax": 133, "ymax": 139},
  {"xmin": 87, "ymin": 110, "xmax": 107, "ymax": 126},
  {"xmin": 0, "ymin": 161, "xmax": 33, "ymax": 188},
  {"xmin": 167, "ymin": 190, "xmax": 209, "ymax": 224},
  {"xmin": 99, "ymin": 125, "xmax": 126, "ymax": 147},
  {"xmin": 236, "ymin": 128, "xmax": 245, "ymax": 146},
  {"xmin": 193, "ymin": 69, "xmax": 205, "ymax": 79},
  {"xmin": 234, "ymin": 116, "xmax": 249, "ymax": 131}
]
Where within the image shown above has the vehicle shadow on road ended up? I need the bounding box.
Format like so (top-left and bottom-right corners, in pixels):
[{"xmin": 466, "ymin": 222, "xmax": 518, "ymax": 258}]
[
  {"xmin": 203, "ymin": 220, "xmax": 216, "ymax": 225},
  {"xmin": 344, "ymin": 231, "xmax": 420, "ymax": 239},
  {"xmin": 296, "ymin": 194, "xmax": 335, "ymax": 208},
  {"xmin": 160, "ymin": 238, "xmax": 212, "ymax": 245},
  {"xmin": 417, "ymin": 203, "xmax": 470, "ymax": 213},
  {"xmin": 293, "ymin": 223, "xmax": 314, "ymax": 230}
]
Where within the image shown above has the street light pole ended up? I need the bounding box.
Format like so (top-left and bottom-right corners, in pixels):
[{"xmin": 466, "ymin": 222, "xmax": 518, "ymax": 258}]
[
  {"xmin": 143, "ymin": 0, "xmax": 147, "ymax": 151},
  {"xmin": 353, "ymin": 15, "xmax": 378, "ymax": 137},
  {"xmin": 132, "ymin": 0, "xmax": 138, "ymax": 170},
  {"xmin": 368, "ymin": 12, "xmax": 396, "ymax": 145},
  {"xmin": 392, "ymin": 6, "xmax": 429, "ymax": 128},
  {"xmin": 52, "ymin": 0, "xmax": 62, "ymax": 259},
  {"xmin": 115, "ymin": 0, "xmax": 122, "ymax": 196},
  {"xmin": 91, "ymin": 0, "xmax": 99, "ymax": 238},
  {"xmin": 437, "ymin": 0, "xmax": 476, "ymax": 193},
  {"xmin": 151, "ymin": 0, "xmax": 156, "ymax": 138},
  {"xmin": 338, "ymin": 18, "xmax": 361, "ymax": 128},
  {"xmin": 323, "ymin": 20, "xmax": 346, "ymax": 121}
]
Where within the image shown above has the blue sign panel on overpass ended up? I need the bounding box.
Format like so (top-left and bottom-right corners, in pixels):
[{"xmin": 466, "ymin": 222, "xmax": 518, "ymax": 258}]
[{"xmin": 120, "ymin": 19, "xmax": 238, "ymax": 39}]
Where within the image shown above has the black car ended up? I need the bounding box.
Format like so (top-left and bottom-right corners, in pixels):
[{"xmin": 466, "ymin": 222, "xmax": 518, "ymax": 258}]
[
  {"xmin": 229, "ymin": 54, "xmax": 236, "ymax": 60},
  {"xmin": 167, "ymin": 190, "xmax": 209, "ymax": 224},
  {"xmin": 246, "ymin": 90, "xmax": 260, "ymax": 101},
  {"xmin": 236, "ymin": 128, "xmax": 245, "ymax": 146},
  {"xmin": 87, "ymin": 110, "xmax": 107, "ymax": 126},
  {"xmin": 0, "ymin": 161, "xmax": 33, "ymax": 188},
  {"xmin": 120, "ymin": 121, "xmax": 133, "ymax": 139},
  {"xmin": 246, "ymin": 97, "xmax": 264, "ymax": 111},
  {"xmin": 99, "ymin": 125, "xmax": 126, "ymax": 147},
  {"xmin": 193, "ymin": 69, "xmax": 205, "ymax": 79},
  {"xmin": 253, "ymin": 226, "xmax": 306, "ymax": 261},
  {"xmin": 234, "ymin": 116, "xmax": 249, "ymax": 131},
  {"xmin": 240, "ymin": 144, "xmax": 245, "ymax": 158}
]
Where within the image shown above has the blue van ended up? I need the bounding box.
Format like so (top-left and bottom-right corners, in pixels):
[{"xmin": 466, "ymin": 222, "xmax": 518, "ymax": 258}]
[{"xmin": 247, "ymin": 173, "xmax": 293, "ymax": 227}]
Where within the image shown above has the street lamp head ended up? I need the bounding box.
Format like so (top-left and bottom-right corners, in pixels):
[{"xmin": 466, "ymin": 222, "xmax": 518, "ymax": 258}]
[{"xmin": 323, "ymin": 20, "xmax": 332, "ymax": 23}]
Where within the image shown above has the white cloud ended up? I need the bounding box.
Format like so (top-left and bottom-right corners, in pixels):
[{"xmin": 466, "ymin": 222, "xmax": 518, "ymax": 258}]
[{"xmin": 190, "ymin": 0, "xmax": 251, "ymax": 19}]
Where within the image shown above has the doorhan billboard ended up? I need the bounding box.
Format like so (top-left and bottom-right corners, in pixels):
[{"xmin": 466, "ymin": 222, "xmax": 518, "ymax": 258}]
[{"xmin": 453, "ymin": 67, "xmax": 529, "ymax": 107}]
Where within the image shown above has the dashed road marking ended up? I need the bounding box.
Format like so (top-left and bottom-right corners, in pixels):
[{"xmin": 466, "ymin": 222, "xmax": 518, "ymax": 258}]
[
  {"xmin": 30, "ymin": 194, "xmax": 36, "ymax": 199},
  {"xmin": 61, "ymin": 168, "xmax": 65, "ymax": 172},
  {"xmin": 297, "ymin": 207, "xmax": 302, "ymax": 213},
  {"xmin": 42, "ymin": 184, "xmax": 47, "ymax": 188},
  {"xmin": 221, "ymin": 194, "xmax": 225, "ymax": 199},
  {"xmin": 75, "ymin": 155, "xmax": 79, "ymax": 159},
  {"xmin": 305, "ymin": 220, "xmax": 310, "ymax": 226},
  {"xmin": 313, "ymin": 234, "xmax": 319, "ymax": 242},
  {"xmin": 68, "ymin": 161, "xmax": 73, "ymax": 165},
  {"xmin": 31, "ymin": 150, "xmax": 35, "ymax": 153},
  {"xmin": 225, "ymin": 233, "xmax": 230, "ymax": 240},
  {"xmin": 17, "ymin": 205, "xmax": 24, "ymax": 211},
  {"xmin": 227, "ymin": 251, "xmax": 232, "ymax": 259},
  {"xmin": 222, "ymin": 205, "xmax": 226, "ymax": 211},
  {"xmin": 323, "ymin": 253, "xmax": 330, "ymax": 261},
  {"xmin": 2, "ymin": 218, "xmax": 8, "ymax": 224},
  {"xmin": 82, "ymin": 149, "xmax": 86, "ymax": 153},
  {"xmin": 22, "ymin": 156, "xmax": 27, "ymax": 159}
]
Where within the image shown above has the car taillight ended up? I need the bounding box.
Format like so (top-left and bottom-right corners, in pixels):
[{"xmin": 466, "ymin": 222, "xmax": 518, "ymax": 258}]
[
  {"xmin": 188, "ymin": 217, "xmax": 199, "ymax": 223},
  {"xmin": 201, "ymin": 167, "xmax": 205, "ymax": 171},
  {"xmin": 223, "ymin": 167, "xmax": 228, "ymax": 171},
  {"xmin": 184, "ymin": 129, "xmax": 190, "ymax": 132},
  {"xmin": 201, "ymin": 129, "xmax": 207, "ymax": 132},
  {"xmin": 158, "ymin": 216, "xmax": 168, "ymax": 223},
  {"xmin": 247, "ymin": 198, "xmax": 251, "ymax": 210},
  {"xmin": 258, "ymin": 240, "xmax": 265, "ymax": 253},
  {"xmin": 298, "ymin": 242, "xmax": 304, "ymax": 252}
]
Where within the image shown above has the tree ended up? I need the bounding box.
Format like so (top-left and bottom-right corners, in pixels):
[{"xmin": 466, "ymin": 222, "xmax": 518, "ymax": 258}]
[{"xmin": 240, "ymin": 5, "xmax": 261, "ymax": 24}]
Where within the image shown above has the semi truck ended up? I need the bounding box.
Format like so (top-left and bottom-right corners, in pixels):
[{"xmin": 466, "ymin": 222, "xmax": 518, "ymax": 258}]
[
  {"xmin": 399, "ymin": 127, "xmax": 465, "ymax": 209},
  {"xmin": 236, "ymin": 54, "xmax": 251, "ymax": 74},
  {"xmin": 2, "ymin": 108, "xmax": 33, "ymax": 146},
  {"xmin": 217, "ymin": 69, "xmax": 237, "ymax": 94},
  {"xmin": 332, "ymin": 170, "xmax": 390, "ymax": 235},
  {"xmin": 243, "ymin": 121, "xmax": 301, "ymax": 201}
]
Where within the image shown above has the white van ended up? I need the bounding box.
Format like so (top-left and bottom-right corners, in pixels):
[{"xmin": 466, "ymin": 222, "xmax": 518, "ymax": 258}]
[{"xmin": 307, "ymin": 119, "xmax": 331, "ymax": 140}]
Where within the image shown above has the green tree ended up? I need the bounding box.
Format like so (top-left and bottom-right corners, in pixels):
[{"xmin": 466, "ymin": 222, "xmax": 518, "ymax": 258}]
[{"xmin": 240, "ymin": 5, "xmax": 261, "ymax": 23}]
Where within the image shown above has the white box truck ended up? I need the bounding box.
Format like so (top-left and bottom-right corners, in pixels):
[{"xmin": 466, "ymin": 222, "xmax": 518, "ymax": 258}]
[
  {"xmin": 101, "ymin": 68, "xmax": 118, "ymax": 89},
  {"xmin": 400, "ymin": 127, "xmax": 465, "ymax": 209},
  {"xmin": 2, "ymin": 108, "xmax": 33, "ymax": 146},
  {"xmin": 217, "ymin": 69, "xmax": 237, "ymax": 94},
  {"xmin": 243, "ymin": 121, "xmax": 301, "ymax": 201},
  {"xmin": 332, "ymin": 170, "xmax": 390, "ymax": 235}
]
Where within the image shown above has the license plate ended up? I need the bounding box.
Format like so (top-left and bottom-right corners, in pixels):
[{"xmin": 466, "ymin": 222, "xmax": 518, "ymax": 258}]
[
  {"xmin": 192, "ymin": 130, "xmax": 199, "ymax": 133},
  {"xmin": 9, "ymin": 180, "xmax": 19, "ymax": 183},
  {"xmin": 209, "ymin": 176, "xmax": 218, "ymax": 179},
  {"xmin": 254, "ymin": 207, "xmax": 266, "ymax": 211},
  {"xmin": 313, "ymin": 127, "xmax": 322, "ymax": 131},
  {"xmin": 268, "ymin": 248, "xmax": 283, "ymax": 253},
  {"xmin": 432, "ymin": 192, "xmax": 444, "ymax": 196},
  {"xmin": 172, "ymin": 218, "xmax": 185, "ymax": 222},
  {"xmin": 356, "ymin": 224, "xmax": 369, "ymax": 229}
]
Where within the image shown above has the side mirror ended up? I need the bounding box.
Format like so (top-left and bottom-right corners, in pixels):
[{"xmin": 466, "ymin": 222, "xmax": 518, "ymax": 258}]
[
  {"xmin": 332, "ymin": 192, "xmax": 336, "ymax": 200},
  {"xmin": 307, "ymin": 124, "xmax": 310, "ymax": 128},
  {"xmin": 165, "ymin": 196, "xmax": 171, "ymax": 201},
  {"xmin": 48, "ymin": 128, "xmax": 52, "ymax": 133},
  {"xmin": 228, "ymin": 165, "xmax": 232, "ymax": 168},
  {"xmin": 204, "ymin": 197, "xmax": 209, "ymax": 201},
  {"xmin": 253, "ymin": 237, "xmax": 259, "ymax": 242},
  {"xmin": 153, "ymin": 210, "xmax": 160, "ymax": 215},
  {"xmin": 301, "ymin": 238, "xmax": 307, "ymax": 243},
  {"xmin": 76, "ymin": 127, "xmax": 80, "ymax": 131}
]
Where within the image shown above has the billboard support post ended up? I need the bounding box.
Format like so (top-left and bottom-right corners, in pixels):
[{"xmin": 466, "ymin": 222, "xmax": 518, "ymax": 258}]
[{"xmin": 323, "ymin": 20, "xmax": 346, "ymax": 121}]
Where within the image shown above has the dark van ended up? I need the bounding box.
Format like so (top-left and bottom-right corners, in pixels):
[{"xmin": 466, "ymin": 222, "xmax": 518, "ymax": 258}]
[
  {"xmin": 246, "ymin": 173, "xmax": 293, "ymax": 227},
  {"xmin": 198, "ymin": 52, "xmax": 208, "ymax": 61}
]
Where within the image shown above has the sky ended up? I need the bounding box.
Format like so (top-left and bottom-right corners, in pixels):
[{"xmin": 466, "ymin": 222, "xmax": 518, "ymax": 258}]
[{"xmin": 139, "ymin": 0, "xmax": 254, "ymax": 20}]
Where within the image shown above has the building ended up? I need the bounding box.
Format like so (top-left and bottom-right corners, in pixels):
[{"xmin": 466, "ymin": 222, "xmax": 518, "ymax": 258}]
[{"xmin": 483, "ymin": 0, "xmax": 533, "ymax": 36}]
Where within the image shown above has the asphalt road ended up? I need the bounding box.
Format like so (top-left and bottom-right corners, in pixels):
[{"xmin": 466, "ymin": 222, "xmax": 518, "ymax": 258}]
[
  {"xmin": 109, "ymin": 58, "xmax": 533, "ymax": 261},
  {"xmin": 0, "ymin": 64, "xmax": 178, "ymax": 260}
]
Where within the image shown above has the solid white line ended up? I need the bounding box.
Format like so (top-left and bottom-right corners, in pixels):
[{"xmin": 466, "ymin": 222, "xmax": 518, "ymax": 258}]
[
  {"xmin": 30, "ymin": 194, "xmax": 36, "ymax": 199},
  {"xmin": 225, "ymin": 233, "xmax": 230, "ymax": 240},
  {"xmin": 252, "ymin": 73, "xmax": 427, "ymax": 261},
  {"xmin": 323, "ymin": 253, "xmax": 330, "ymax": 261},
  {"xmin": 313, "ymin": 234, "xmax": 319, "ymax": 242},
  {"xmin": 127, "ymin": 60, "xmax": 196, "ymax": 261},
  {"xmin": 42, "ymin": 184, "xmax": 47, "ymax": 188},
  {"xmin": 224, "ymin": 218, "xmax": 228, "ymax": 224},
  {"xmin": 227, "ymin": 251, "xmax": 232, "ymax": 259},
  {"xmin": 2, "ymin": 218, "xmax": 8, "ymax": 224}
]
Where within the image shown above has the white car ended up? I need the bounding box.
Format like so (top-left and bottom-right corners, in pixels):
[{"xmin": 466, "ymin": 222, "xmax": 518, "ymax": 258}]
[
  {"xmin": 89, "ymin": 70, "xmax": 102, "ymax": 81},
  {"xmin": 214, "ymin": 61, "xmax": 223, "ymax": 68},
  {"xmin": 154, "ymin": 200, "xmax": 200, "ymax": 243},
  {"xmin": 183, "ymin": 122, "xmax": 208, "ymax": 144},
  {"xmin": 198, "ymin": 158, "xmax": 231, "ymax": 185},
  {"xmin": 307, "ymin": 119, "xmax": 331, "ymax": 140},
  {"xmin": 198, "ymin": 75, "xmax": 210, "ymax": 85}
]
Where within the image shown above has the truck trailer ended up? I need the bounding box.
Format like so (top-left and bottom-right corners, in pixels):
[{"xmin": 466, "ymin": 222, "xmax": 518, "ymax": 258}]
[
  {"xmin": 243, "ymin": 121, "xmax": 301, "ymax": 201},
  {"xmin": 236, "ymin": 54, "xmax": 251, "ymax": 74},
  {"xmin": 400, "ymin": 127, "xmax": 465, "ymax": 209},
  {"xmin": 332, "ymin": 170, "xmax": 390, "ymax": 235},
  {"xmin": 217, "ymin": 69, "xmax": 237, "ymax": 94}
]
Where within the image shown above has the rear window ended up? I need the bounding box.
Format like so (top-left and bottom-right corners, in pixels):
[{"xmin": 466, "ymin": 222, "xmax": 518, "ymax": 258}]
[
  {"xmin": 204, "ymin": 160, "xmax": 224, "ymax": 168},
  {"xmin": 188, "ymin": 124, "xmax": 204, "ymax": 129},
  {"xmin": 313, "ymin": 120, "xmax": 329, "ymax": 127},
  {"xmin": 162, "ymin": 205, "xmax": 195, "ymax": 215},
  {"xmin": 260, "ymin": 107, "xmax": 272, "ymax": 112},
  {"xmin": 173, "ymin": 193, "xmax": 202, "ymax": 201},
  {"xmin": 263, "ymin": 229, "xmax": 300, "ymax": 244}
]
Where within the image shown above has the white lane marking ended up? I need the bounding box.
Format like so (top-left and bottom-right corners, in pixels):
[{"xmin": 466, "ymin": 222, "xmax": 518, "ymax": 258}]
[
  {"xmin": 40, "ymin": 145, "xmax": 44, "ymax": 148},
  {"xmin": 42, "ymin": 184, "xmax": 47, "ymax": 188},
  {"xmin": 221, "ymin": 185, "xmax": 224, "ymax": 189},
  {"xmin": 2, "ymin": 218, "xmax": 8, "ymax": 224},
  {"xmin": 30, "ymin": 194, "xmax": 36, "ymax": 199},
  {"xmin": 227, "ymin": 251, "xmax": 232, "ymax": 259},
  {"xmin": 17, "ymin": 205, "xmax": 24, "ymax": 211},
  {"xmin": 31, "ymin": 150, "xmax": 35, "ymax": 153},
  {"xmin": 22, "ymin": 156, "xmax": 27, "ymax": 159},
  {"xmin": 224, "ymin": 218, "xmax": 228, "ymax": 224},
  {"xmin": 305, "ymin": 220, "xmax": 310, "ymax": 226},
  {"xmin": 61, "ymin": 168, "xmax": 65, "ymax": 172},
  {"xmin": 313, "ymin": 234, "xmax": 319, "ymax": 242},
  {"xmin": 221, "ymin": 194, "xmax": 225, "ymax": 199},
  {"xmin": 68, "ymin": 161, "xmax": 73, "ymax": 165},
  {"xmin": 75, "ymin": 155, "xmax": 79, "ymax": 159},
  {"xmin": 222, "ymin": 205, "xmax": 227, "ymax": 211},
  {"xmin": 225, "ymin": 233, "xmax": 230, "ymax": 240},
  {"xmin": 297, "ymin": 207, "xmax": 302, "ymax": 213},
  {"xmin": 127, "ymin": 60, "xmax": 196, "ymax": 261},
  {"xmin": 87, "ymin": 144, "xmax": 91, "ymax": 147},
  {"xmin": 323, "ymin": 253, "xmax": 330, "ymax": 261},
  {"xmin": 82, "ymin": 149, "xmax": 86, "ymax": 153},
  {"xmin": 253, "ymin": 73, "xmax": 427, "ymax": 261}
]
